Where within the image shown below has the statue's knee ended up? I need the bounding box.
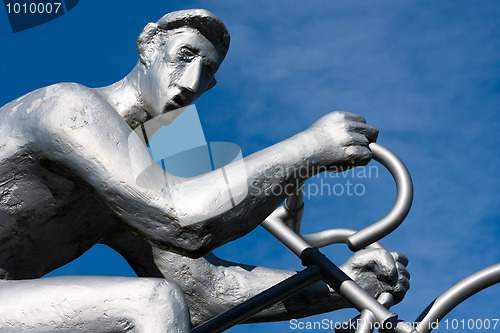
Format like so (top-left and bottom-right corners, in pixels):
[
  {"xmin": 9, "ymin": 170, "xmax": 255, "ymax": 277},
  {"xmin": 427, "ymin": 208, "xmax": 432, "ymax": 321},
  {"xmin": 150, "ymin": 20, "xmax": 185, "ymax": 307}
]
[
  {"xmin": 149, "ymin": 279, "xmax": 186, "ymax": 309},
  {"xmin": 132, "ymin": 279, "xmax": 190, "ymax": 332}
]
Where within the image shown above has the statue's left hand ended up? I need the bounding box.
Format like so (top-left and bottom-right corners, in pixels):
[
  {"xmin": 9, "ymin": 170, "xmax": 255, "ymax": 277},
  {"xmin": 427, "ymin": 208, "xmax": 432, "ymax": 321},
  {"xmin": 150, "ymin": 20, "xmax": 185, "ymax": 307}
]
[{"xmin": 340, "ymin": 248, "xmax": 410, "ymax": 304}]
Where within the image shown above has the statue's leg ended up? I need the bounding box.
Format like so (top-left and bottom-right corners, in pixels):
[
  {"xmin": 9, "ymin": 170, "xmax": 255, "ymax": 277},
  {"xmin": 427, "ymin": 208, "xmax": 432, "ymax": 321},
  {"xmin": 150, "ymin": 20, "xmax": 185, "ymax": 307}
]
[{"xmin": 0, "ymin": 276, "xmax": 190, "ymax": 332}]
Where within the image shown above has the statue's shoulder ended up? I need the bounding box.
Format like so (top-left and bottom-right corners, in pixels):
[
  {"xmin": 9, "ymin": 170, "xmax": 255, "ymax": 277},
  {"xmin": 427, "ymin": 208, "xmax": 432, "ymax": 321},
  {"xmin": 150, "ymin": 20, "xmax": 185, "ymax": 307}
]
[
  {"xmin": 0, "ymin": 83, "xmax": 120, "ymax": 157},
  {"xmin": 2, "ymin": 82, "xmax": 114, "ymax": 121},
  {"xmin": 47, "ymin": 82, "xmax": 111, "ymax": 110},
  {"xmin": 47, "ymin": 82, "xmax": 92, "ymax": 94},
  {"xmin": 42, "ymin": 82, "xmax": 109, "ymax": 111}
]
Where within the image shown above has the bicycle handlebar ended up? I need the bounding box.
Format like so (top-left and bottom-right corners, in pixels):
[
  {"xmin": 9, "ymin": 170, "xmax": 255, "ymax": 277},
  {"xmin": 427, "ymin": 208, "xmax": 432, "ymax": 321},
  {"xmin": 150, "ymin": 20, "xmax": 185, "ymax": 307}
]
[
  {"xmin": 284, "ymin": 142, "xmax": 413, "ymax": 251},
  {"xmin": 345, "ymin": 142, "xmax": 414, "ymax": 251}
]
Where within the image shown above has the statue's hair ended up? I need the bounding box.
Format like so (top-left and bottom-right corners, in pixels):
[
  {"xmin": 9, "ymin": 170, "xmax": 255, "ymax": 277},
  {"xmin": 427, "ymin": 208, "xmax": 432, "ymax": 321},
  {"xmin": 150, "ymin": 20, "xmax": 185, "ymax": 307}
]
[{"xmin": 137, "ymin": 9, "xmax": 230, "ymax": 66}]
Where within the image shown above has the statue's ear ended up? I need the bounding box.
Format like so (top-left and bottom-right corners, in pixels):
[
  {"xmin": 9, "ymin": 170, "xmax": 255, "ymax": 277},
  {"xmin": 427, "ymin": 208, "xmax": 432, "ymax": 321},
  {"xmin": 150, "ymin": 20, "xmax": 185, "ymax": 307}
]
[
  {"xmin": 205, "ymin": 77, "xmax": 217, "ymax": 92},
  {"xmin": 137, "ymin": 22, "xmax": 160, "ymax": 67}
]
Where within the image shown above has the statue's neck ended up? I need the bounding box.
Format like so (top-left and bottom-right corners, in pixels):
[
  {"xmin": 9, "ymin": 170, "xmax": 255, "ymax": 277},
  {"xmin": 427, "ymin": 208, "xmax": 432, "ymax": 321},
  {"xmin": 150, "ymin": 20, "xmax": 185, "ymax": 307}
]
[{"xmin": 94, "ymin": 65, "xmax": 150, "ymax": 129}]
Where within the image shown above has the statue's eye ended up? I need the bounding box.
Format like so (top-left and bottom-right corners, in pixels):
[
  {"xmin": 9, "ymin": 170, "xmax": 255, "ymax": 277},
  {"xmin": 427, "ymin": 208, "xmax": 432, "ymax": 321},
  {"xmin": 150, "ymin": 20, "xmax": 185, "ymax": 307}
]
[{"xmin": 179, "ymin": 48, "xmax": 196, "ymax": 62}]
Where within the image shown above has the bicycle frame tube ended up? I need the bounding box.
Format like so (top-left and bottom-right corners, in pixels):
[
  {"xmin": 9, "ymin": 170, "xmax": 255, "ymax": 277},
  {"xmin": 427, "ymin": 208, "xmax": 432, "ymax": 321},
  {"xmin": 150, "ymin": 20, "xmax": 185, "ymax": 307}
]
[
  {"xmin": 261, "ymin": 217, "xmax": 398, "ymax": 326},
  {"xmin": 335, "ymin": 293, "xmax": 394, "ymax": 333},
  {"xmin": 414, "ymin": 263, "xmax": 500, "ymax": 333}
]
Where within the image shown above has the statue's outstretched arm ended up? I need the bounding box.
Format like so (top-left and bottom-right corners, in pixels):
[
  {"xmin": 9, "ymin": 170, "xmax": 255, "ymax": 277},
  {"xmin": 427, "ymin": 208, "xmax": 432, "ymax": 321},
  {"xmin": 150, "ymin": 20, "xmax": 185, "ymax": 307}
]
[
  {"xmin": 39, "ymin": 85, "xmax": 377, "ymax": 257},
  {"xmin": 102, "ymin": 225, "xmax": 408, "ymax": 328},
  {"xmin": 152, "ymin": 247, "xmax": 409, "ymax": 327}
]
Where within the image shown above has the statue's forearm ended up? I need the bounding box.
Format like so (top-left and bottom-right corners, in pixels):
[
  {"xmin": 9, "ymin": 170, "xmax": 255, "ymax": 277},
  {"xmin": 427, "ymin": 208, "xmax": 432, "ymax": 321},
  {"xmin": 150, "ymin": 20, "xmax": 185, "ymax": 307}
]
[
  {"xmin": 104, "ymin": 226, "xmax": 351, "ymax": 327},
  {"xmin": 152, "ymin": 249, "xmax": 350, "ymax": 327}
]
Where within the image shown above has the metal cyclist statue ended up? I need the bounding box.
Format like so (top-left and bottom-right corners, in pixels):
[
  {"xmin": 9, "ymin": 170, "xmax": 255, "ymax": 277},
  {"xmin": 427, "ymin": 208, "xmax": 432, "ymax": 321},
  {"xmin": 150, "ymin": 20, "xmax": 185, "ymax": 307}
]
[{"xmin": 0, "ymin": 9, "xmax": 409, "ymax": 331}]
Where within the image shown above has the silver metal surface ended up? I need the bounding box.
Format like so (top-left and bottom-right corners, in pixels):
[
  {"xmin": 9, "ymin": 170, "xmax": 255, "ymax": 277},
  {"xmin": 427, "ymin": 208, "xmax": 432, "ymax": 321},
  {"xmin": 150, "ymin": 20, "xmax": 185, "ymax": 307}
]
[
  {"xmin": 337, "ymin": 279, "xmax": 397, "ymax": 324},
  {"xmin": 281, "ymin": 143, "xmax": 412, "ymax": 253},
  {"xmin": 0, "ymin": 7, "xmax": 411, "ymax": 332},
  {"xmin": 150, "ymin": 228, "xmax": 409, "ymax": 326},
  {"xmin": 0, "ymin": 12, "xmax": 380, "ymax": 277},
  {"xmin": 346, "ymin": 142, "xmax": 414, "ymax": 251},
  {"xmin": 261, "ymin": 207, "xmax": 312, "ymax": 257},
  {"xmin": 0, "ymin": 276, "xmax": 190, "ymax": 332},
  {"xmin": 335, "ymin": 292, "xmax": 394, "ymax": 333},
  {"xmin": 284, "ymin": 190, "xmax": 304, "ymax": 233},
  {"xmin": 191, "ymin": 267, "xmax": 322, "ymax": 333},
  {"xmin": 357, "ymin": 310, "xmax": 377, "ymax": 333},
  {"xmin": 378, "ymin": 292, "xmax": 395, "ymax": 308},
  {"xmin": 260, "ymin": 142, "xmax": 412, "ymax": 328},
  {"xmin": 302, "ymin": 228, "xmax": 382, "ymax": 249},
  {"xmin": 261, "ymin": 212, "xmax": 402, "ymax": 325},
  {"xmin": 355, "ymin": 293, "xmax": 394, "ymax": 333},
  {"xmin": 414, "ymin": 263, "xmax": 500, "ymax": 333}
]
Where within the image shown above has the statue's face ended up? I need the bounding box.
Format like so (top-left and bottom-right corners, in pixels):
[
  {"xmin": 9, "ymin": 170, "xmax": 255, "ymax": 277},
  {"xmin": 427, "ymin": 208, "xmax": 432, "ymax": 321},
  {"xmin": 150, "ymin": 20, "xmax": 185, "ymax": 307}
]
[{"xmin": 142, "ymin": 27, "xmax": 222, "ymax": 118}]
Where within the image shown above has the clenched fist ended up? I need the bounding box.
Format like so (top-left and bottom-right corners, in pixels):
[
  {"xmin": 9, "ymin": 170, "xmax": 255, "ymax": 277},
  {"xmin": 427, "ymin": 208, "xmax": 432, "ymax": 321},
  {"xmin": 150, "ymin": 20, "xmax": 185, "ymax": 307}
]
[
  {"xmin": 340, "ymin": 248, "xmax": 410, "ymax": 304},
  {"xmin": 303, "ymin": 111, "xmax": 379, "ymax": 172}
]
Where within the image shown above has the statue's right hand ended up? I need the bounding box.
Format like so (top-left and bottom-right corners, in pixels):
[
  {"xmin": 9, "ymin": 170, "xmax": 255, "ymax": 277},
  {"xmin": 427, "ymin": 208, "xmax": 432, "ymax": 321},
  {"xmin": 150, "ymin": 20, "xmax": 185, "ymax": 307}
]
[
  {"xmin": 340, "ymin": 249, "xmax": 410, "ymax": 305},
  {"xmin": 304, "ymin": 111, "xmax": 379, "ymax": 172}
]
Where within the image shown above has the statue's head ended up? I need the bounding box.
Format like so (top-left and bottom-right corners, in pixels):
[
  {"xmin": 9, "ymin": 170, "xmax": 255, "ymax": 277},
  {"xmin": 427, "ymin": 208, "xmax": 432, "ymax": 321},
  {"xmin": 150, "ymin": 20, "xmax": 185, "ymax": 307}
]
[{"xmin": 137, "ymin": 9, "xmax": 230, "ymax": 118}]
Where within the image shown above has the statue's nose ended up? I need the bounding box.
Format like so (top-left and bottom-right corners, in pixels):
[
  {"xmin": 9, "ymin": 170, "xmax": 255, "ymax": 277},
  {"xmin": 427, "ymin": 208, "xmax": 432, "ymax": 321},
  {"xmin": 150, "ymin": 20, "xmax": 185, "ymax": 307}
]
[{"xmin": 177, "ymin": 58, "xmax": 203, "ymax": 95}]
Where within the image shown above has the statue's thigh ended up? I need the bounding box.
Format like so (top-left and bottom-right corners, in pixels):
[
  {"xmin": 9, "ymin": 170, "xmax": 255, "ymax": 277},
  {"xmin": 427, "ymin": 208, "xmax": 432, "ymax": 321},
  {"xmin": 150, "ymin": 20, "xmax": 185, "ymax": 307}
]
[{"xmin": 0, "ymin": 276, "xmax": 190, "ymax": 332}]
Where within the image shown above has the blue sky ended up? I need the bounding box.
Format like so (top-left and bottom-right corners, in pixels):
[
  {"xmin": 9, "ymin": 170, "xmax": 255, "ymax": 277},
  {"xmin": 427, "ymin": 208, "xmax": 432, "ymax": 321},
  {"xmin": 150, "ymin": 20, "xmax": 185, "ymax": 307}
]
[{"xmin": 1, "ymin": 1, "xmax": 499, "ymax": 332}]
